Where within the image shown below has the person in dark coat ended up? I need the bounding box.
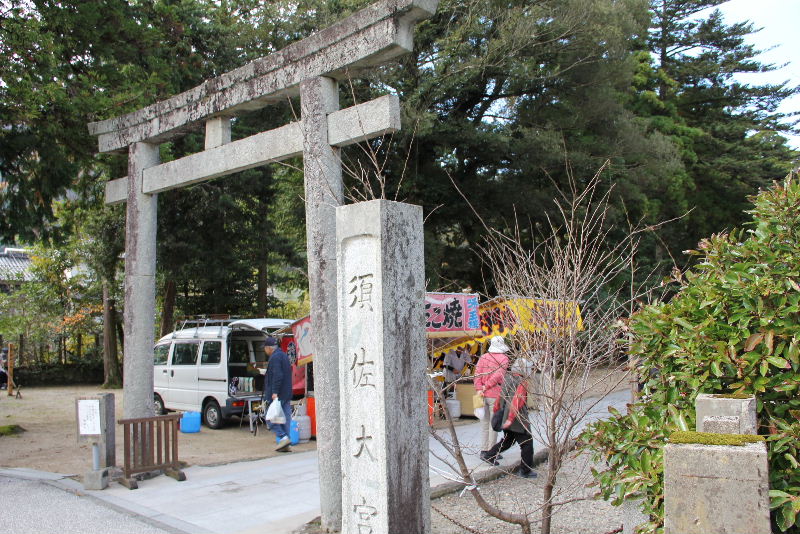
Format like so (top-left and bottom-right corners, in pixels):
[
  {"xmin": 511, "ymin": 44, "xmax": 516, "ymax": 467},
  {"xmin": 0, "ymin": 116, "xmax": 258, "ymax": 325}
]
[
  {"xmin": 485, "ymin": 357, "xmax": 537, "ymax": 478},
  {"xmin": 263, "ymin": 336, "xmax": 293, "ymax": 452}
]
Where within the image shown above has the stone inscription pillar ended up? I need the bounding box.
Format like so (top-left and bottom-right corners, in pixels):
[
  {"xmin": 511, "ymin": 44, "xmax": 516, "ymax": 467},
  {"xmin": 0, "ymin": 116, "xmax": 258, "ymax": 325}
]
[
  {"xmin": 301, "ymin": 76, "xmax": 344, "ymax": 530},
  {"xmin": 337, "ymin": 200, "xmax": 429, "ymax": 534},
  {"xmin": 664, "ymin": 441, "xmax": 770, "ymax": 534},
  {"xmin": 123, "ymin": 142, "xmax": 160, "ymax": 418}
]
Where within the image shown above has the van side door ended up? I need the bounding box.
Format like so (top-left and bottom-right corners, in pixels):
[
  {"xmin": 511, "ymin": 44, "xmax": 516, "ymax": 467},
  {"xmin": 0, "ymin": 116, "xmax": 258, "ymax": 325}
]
[
  {"xmin": 153, "ymin": 343, "xmax": 171, "ymax": 402},
  {"xmin": 168, "ymin": 340, "xmax": 200, "ymax": 409},
  {"xmin": 197, "ymin": 340, "xmax": 226, "ymax": 403}
]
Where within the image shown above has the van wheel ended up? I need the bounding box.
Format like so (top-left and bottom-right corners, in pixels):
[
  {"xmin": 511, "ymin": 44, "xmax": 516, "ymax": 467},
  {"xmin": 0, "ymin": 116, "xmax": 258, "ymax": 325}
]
[
  {"xmin": 153, "ymin": 394, "xmax": 165, "ymax": 415},
  {"xmin": 203, "ymin": 400, "xmax": 224, "ymax": 429}
]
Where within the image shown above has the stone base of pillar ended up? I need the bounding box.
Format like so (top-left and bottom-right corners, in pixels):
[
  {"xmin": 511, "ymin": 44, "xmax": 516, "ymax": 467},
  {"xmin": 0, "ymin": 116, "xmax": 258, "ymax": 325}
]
[
  {"xmin": 664, "ymin": 441, "xmax": 770, "ymax": 534},
  {"xmin": 83, "ymin": 468, "xmax": 110, "ymax": 490}
]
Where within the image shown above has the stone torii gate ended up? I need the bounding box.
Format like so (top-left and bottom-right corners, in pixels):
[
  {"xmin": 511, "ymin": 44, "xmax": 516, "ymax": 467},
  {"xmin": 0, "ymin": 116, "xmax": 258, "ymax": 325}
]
[{"xmin": 87, "ymin": 0, "xmax": 436, "ymax": 529}]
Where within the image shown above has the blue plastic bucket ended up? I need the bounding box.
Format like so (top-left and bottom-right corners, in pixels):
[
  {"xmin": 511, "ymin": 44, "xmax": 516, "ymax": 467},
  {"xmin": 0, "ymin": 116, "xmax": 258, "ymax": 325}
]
[{"xmin": 181, "ymin": 411, "xmax": 201, "ymax": 433}]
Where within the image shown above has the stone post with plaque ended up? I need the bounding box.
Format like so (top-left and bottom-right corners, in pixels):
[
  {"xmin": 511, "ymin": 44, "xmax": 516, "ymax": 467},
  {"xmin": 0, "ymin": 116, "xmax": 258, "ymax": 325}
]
[
  {"xmin": 76, "ymin": 393, "xmax": 116, "ymax": 490},
  {"xmin": 337, "ymin": 200, "xmax": 429, "ymax": 534}
]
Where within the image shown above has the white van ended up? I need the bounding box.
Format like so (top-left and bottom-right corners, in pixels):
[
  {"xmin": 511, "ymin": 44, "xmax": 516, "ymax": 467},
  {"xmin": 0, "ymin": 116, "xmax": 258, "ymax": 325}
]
[{"xmin": 153, "ymin": 318, "xmax": 293, "ymax": 428}]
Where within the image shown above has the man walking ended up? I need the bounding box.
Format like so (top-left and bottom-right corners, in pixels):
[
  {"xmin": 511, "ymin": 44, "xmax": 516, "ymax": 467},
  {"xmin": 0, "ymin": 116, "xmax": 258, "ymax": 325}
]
[{"xmin": 263, "ymin": 336, "xmax": 292, "ymax": 452}]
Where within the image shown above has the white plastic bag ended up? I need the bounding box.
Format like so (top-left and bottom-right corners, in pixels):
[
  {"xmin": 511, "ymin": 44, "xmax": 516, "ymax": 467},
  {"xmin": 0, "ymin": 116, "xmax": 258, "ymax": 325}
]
[
  {"xmin": 265, "ymin": 399, "xmax": 285, "ymax": 424},
  {"xmin": 474, "ymin": 406, "xmax": 486, "ymax": 421}
]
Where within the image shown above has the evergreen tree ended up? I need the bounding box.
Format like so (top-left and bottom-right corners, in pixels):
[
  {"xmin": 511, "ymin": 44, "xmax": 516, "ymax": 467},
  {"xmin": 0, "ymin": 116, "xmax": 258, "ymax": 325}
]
[
  {"xmin": 332, "ymin": 0, "xmax": 684, "ymax": 292},
  {"xmin": 644, "ymin": 0, "xmax": 799, "ymax": 256}
]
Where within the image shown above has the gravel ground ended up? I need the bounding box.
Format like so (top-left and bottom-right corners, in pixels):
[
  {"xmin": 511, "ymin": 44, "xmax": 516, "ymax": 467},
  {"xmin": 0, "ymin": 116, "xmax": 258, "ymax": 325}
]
[
  {"xmin": 0, "ymin": 476, "xmax": 170, "ymax": 534},
  {"xmin": 430, "ymin": 453, "xmax": 624, "ymax": 534}
]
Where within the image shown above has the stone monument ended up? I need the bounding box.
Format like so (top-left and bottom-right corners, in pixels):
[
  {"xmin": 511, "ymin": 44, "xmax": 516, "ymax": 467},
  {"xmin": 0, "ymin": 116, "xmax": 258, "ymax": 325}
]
[
  {"xmin": 337, "ymin": 200, "xmax": 429, "ymax": 534},
  {"xmin": 87, "ymin": 1, "xmax": 438, "ymax": 528}
]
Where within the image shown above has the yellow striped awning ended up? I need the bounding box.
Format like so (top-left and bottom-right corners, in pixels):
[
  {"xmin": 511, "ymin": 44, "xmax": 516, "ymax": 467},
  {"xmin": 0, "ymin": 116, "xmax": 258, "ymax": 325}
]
[{"xmin": 431, "ymin": 297, "xmax": 583, "ymax": 358}]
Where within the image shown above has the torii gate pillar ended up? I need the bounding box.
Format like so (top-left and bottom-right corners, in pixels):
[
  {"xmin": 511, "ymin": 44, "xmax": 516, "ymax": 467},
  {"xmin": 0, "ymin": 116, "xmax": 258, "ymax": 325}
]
[
  {"xmin": 301, "ymin": 76, "xmax": 346, "ymax": 527},
  {"xmin": 123, "ymin": 142, "xmax": 160, "ymax": 419}
]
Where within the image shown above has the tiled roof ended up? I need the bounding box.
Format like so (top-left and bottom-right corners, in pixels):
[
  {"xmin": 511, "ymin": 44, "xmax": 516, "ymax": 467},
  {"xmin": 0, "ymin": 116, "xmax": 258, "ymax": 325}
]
[{"xmin": 0, "ymin": 248, "xmax": 32, "ymax": 282}]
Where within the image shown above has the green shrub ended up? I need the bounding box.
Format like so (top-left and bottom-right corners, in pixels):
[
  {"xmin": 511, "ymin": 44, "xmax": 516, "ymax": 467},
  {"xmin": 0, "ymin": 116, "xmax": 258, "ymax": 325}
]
[
  {"xmin": 582, "ymin": 172, "xmax": 800, "ymax": 533},
  {"xmin": 14, "ymin": 359, "xmax": 104, "ymax": 386}
]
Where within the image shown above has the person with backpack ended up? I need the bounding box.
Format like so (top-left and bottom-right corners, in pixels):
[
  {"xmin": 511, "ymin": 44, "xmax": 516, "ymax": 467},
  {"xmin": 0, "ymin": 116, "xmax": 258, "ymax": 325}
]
[
  {"xmin": 474, "ymin": 336, "xmax": 511, "ymax": 462},
  {"xmin": 485, "ymin": 357, "xmax": 537, "ymax": 478}
]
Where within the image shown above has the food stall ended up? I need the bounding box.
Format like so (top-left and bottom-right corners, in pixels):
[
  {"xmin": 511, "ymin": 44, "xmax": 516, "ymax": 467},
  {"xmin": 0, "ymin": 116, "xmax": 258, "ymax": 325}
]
[
  {"xmin": 280, "ymin": 292, "xmax": 483, "ymax": 427},
  {"xmin": 430, "ymin": 296, "xmax": 584, "ymax": 416},
  {"xmin": 281, "ymin": 294, "xmax": 583, "ymax": 423}
]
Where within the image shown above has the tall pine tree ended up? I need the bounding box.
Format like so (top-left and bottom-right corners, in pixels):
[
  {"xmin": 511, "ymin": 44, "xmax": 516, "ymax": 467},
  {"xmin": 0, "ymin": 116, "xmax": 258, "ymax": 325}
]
[{"xmin": 645, "ymin": 0, "xmax": 799, "ymax": 255}]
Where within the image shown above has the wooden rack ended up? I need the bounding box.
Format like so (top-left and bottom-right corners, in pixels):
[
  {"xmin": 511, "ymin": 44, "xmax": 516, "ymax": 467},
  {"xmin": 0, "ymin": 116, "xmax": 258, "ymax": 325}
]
[{"xmin": 117, "ymin": 413, "xmax": 186, "ymax": 489}]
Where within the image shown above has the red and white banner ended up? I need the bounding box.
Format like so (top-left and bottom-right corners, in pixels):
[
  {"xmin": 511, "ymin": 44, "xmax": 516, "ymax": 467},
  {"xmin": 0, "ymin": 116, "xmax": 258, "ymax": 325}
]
[
  {"xmin": 290, "ymin": 315, "xmax": 314, "ymax": 366},
  {"xmin": 424, "ymin": 292, "xmax": 481, "ymax": 338}
]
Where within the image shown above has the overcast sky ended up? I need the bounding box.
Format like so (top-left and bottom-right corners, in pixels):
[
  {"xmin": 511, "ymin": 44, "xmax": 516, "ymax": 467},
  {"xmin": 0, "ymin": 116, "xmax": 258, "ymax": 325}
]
[{"xmin": 714, "ymin": 0, "xmax": 800, "ymax": 149}]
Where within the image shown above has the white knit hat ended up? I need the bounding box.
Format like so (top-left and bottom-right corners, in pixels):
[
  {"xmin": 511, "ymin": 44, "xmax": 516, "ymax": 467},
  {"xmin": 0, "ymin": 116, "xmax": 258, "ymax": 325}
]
[{"xmin": 488, "ymin": 336, "xmax": 510, "ymax": 353}]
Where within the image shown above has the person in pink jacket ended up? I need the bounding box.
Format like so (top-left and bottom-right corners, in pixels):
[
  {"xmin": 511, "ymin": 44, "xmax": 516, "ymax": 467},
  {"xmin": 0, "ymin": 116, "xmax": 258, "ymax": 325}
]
[{"xmin": 473, "ymin": 336, "xmax": 510, "ymax": 462}]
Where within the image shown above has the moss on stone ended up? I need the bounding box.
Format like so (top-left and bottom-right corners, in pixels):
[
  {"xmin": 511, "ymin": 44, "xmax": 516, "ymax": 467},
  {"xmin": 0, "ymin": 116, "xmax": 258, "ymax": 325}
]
[
  {"xmin": 669, "ymin": 430, "xmax": 764, "ymax": 446},
  {"xmin": 0, "ymin": 424, "xmax": 24, "ymax": 436},
  {"xmin": 710, "ymin": 393, "xmax": 752, "ymax": 399}
]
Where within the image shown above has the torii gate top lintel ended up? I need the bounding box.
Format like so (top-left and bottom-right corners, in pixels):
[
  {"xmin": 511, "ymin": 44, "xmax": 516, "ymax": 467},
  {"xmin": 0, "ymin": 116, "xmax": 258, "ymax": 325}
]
[{"xmin": 87, "ymin": 0, "xmax": 437, "ymax": 155}]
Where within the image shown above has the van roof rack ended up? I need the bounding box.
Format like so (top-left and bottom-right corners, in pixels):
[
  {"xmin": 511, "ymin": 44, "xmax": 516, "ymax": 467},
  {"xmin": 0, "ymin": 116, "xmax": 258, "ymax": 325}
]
[{"xmin": 175, "ymin": 315, "xmax": 243, "ymax": 338}]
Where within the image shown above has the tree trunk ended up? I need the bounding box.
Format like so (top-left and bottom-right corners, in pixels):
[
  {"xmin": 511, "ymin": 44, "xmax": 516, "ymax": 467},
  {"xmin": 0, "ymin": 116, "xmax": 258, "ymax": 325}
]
[
  {"xmin": 18, "ymin": 334, "xmax": 24, "ymax": 365},
  {"xmin": 257, "ymin": 263, "xmax": 268, "ymax": 314},
  {"xmin": 541, "ymin": 475, "xmax": 554, "ymax": 534},
  {"xmin": 658, "ymin": 0, "xmax": 669, "ymax": 101},
  {"xmin": 102, "ymin": 283, "xmax": 122, "ymax": 387},
  {"xmin": 115, "ymin": 311, "xmax": 125, "ymax": 358},
  {"xmin": 541, "ymin": 400, "xmax": 560, "ymax": 534},
  {"xmin": 160, "ymin": 278, "xmax": 176, "ymax": 337},
  {"xmin": 77, "ymin": 333, "xmax": 82, "ymax": 359}
]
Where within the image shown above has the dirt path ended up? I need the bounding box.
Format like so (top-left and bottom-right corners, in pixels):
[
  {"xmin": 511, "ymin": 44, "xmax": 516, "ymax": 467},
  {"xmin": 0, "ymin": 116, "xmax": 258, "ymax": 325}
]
[{"xmin": 0, "ymin": 386, "xmax": 315, "ymax": 475}]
